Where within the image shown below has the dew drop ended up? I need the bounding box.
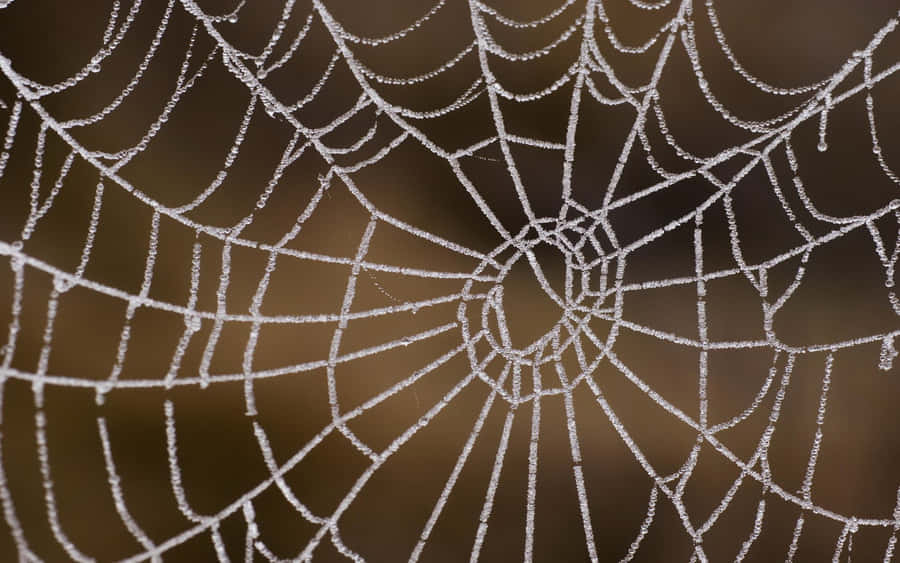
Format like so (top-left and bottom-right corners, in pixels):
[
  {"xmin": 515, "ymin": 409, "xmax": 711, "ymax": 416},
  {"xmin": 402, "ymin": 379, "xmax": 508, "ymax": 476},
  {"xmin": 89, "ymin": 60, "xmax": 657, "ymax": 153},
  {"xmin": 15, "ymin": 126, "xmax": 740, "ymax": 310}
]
[
  {"xmin": 53, "ymin": 276, "xmax": 72, "ymax": 293},
  {"xmin": 879, "ymin": 335, "xmax": 897, "ymax": 371},
  {"xmin": 185, "ymin": 315, "xmax": 202, "ymax": 333}
]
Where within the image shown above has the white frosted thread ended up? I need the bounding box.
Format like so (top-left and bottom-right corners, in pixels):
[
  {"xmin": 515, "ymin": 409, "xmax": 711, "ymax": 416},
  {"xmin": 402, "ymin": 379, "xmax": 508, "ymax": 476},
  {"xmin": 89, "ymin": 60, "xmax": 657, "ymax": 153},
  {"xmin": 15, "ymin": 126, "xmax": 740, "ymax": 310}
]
[
  {"xmin": 786, "ymin": 354, "xmax": 835, "ymax": 558},
  {"xmin": 703, "ymin": 0, "xmax": 824, "ymax": 95},
  {"xmin": 22, "ymin": 150, "xmax": 76, "ymax": 241},
  {"xmin": 164, "ymin": 400, "xmax": 211, "ymax": 524},
  {"xmin": 0, "ymin": 0, "xmax": 899, "ymax": 561},
  {"xmin": 832, "ymin": 519, "xmax": 858, "ymax": 563},
  {"xmin": 2, "ymin": 243, "xmax": 26, "ymax": 375},
  {"xmin": 467, "ymin": 0, "xmax": 539, "ymax": 225},
  {"xmin": 884, "ymin": 485, "xmax": 900, "ymax": 562},
  {"xmin": 97, "ymin": 417, "xmax": 159, "ymax": 556},
  {"xmin": 0, "ymin": 252, "xmax": 34, "ymax": 561},
  {"xmin": 61, "ymin": 0, "xmax": 179, "ymax": 130},
  {"xmin": 165, "ymin": 241, "xmax": 203, "ymax": 388},
  {"xmin": 478, "ymin": 0, "xmax": 578, "ymax": 29},
  {"xmin": 210, "ymin": 523, "xmax": 230, "ymax": 563},
  {"xmin": 409, "ymin": 363, "xmax": 512, "ymax": 563},
  {"xmin": 26, "ymin": 124, "xmax": 49, "ymax": 233},
  {"xmin": 865, "ymin": 54, "xmax": 900, "ymax": 186},
  {"xmin": 252, "ymin": 422, "xmax": 324, "ymax": 525},
  {"xmin": 175, "ymin": 94, "xmax": 258, "ymax": 212},
  {"xmin": 358, "ymin": 42, "xmax": 476, "ymax": 86},
  {"xmin": 734, "ymin": 498, "xmax": 766, "ymax": 562},
  {"xmin": 242, "ymin": 168, "xmax": 334, "ymax": 417},
  {"xmin": 69, "ymin": 181, "xmax": 106, "ymax": 290},
  {"xmin": 325, "ymin": 218, "xmax": 379, "ymax": 460},
  {"xmin": 338, "ymin": 0, "xmax": 446, "ymax": 46},
  {"xmin": 243, "ymin": 502, "xmax": 257, "ymax": 562},
  {"xmin": 786, "ymin": 515, "xmax": 804, "ymax": 563},
  {"xmin": 818, "ymin": 92, "xmax": 831, "ymax": 152},
  {"xmin": 258, "ymin": 13, "xmax": 314, "ymax": 79},
  {"xmin": 470, "ymin": 410, "xmax": 516, "ymax": 563},
  {"xmin": 102, "ymin": 210, "xmax": 161, "ymax": 399},
  {"xmin": 551, "ymin": 341, "xmax": 599, "ymax": 562},
  {"xmin": 101, "ymin": 0, "xmax": 120, "ymax": 45},
  {"xmin": 0, "ymin": 99, "xmax": 21, "ymax": 181},
  {"xmin": 619, "ymin": 487, "xmax": 659, "ymax": 563},
  {"xmin": 255, "ymin": 0, "xmax": 298, "ymax": 69},
  {"xmin": 694, "ymin": 215, "xmax": 709, "ymax": 430},
  {"xmin": 17, "ymin": 0, "xmax": 145, "ymax": 97},
  {"xmin": 284, "ymin": 51, "xmax": 340, "ymax": 112},
  {"xmin": 523, "ymin": 357, "xmax": 543, "ymax": 563},
  {"xmin": 296, "ymin": 350, "xmax": 497, "ymax": 561},
  {"xmin": 105, "ymin": 31, "xmax": 217, "ymax": 173},
  {"xmin": 198, "ymin": 236, "xmax": 234, "ymax": 389},
  {"xmin": 34, "ymin": 408, "xmax": 93, "ymax": 562}
]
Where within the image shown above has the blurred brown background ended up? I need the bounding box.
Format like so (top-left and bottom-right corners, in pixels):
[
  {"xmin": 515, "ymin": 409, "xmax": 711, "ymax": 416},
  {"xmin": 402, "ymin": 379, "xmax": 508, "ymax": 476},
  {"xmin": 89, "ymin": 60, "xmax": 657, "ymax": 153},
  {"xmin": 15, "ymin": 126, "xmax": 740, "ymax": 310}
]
[{"xmin": 1, "ymin": 0, "xmax": 900, "ymax": 561}]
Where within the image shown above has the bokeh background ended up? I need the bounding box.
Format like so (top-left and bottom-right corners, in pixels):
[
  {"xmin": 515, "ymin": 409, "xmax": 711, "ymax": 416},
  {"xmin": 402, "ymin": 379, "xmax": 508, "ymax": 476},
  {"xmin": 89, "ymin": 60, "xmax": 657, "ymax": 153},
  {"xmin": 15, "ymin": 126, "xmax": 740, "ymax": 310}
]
[{"xmin": 1, "ymin": 0, "xmax": 900, "ymax": 561}]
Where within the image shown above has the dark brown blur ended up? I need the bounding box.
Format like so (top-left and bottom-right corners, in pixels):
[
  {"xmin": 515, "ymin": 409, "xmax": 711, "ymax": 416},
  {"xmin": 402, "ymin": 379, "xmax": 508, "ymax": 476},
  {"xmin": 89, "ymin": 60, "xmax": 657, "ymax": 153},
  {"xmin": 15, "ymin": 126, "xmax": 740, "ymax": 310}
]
[{"xmin": 1, "ymin": 0, "xmax": 900, "ymax": 561}]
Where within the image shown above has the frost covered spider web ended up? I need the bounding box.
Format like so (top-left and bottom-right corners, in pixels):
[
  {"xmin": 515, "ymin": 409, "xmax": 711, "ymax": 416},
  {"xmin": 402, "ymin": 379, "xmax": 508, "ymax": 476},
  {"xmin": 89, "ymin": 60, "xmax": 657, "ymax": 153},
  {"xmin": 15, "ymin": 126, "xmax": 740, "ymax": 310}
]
[{"xmin": 1, "ymin": 0, "xmax": 900, "ymax": 561}]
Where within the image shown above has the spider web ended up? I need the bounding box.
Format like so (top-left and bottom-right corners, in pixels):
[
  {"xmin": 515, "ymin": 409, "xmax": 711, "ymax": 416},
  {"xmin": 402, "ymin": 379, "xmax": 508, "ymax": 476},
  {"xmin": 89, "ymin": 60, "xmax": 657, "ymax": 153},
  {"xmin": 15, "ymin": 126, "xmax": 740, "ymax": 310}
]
[{"xmin": 0, "ymin": 0, "xmax": 900, "ymax": 561}]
